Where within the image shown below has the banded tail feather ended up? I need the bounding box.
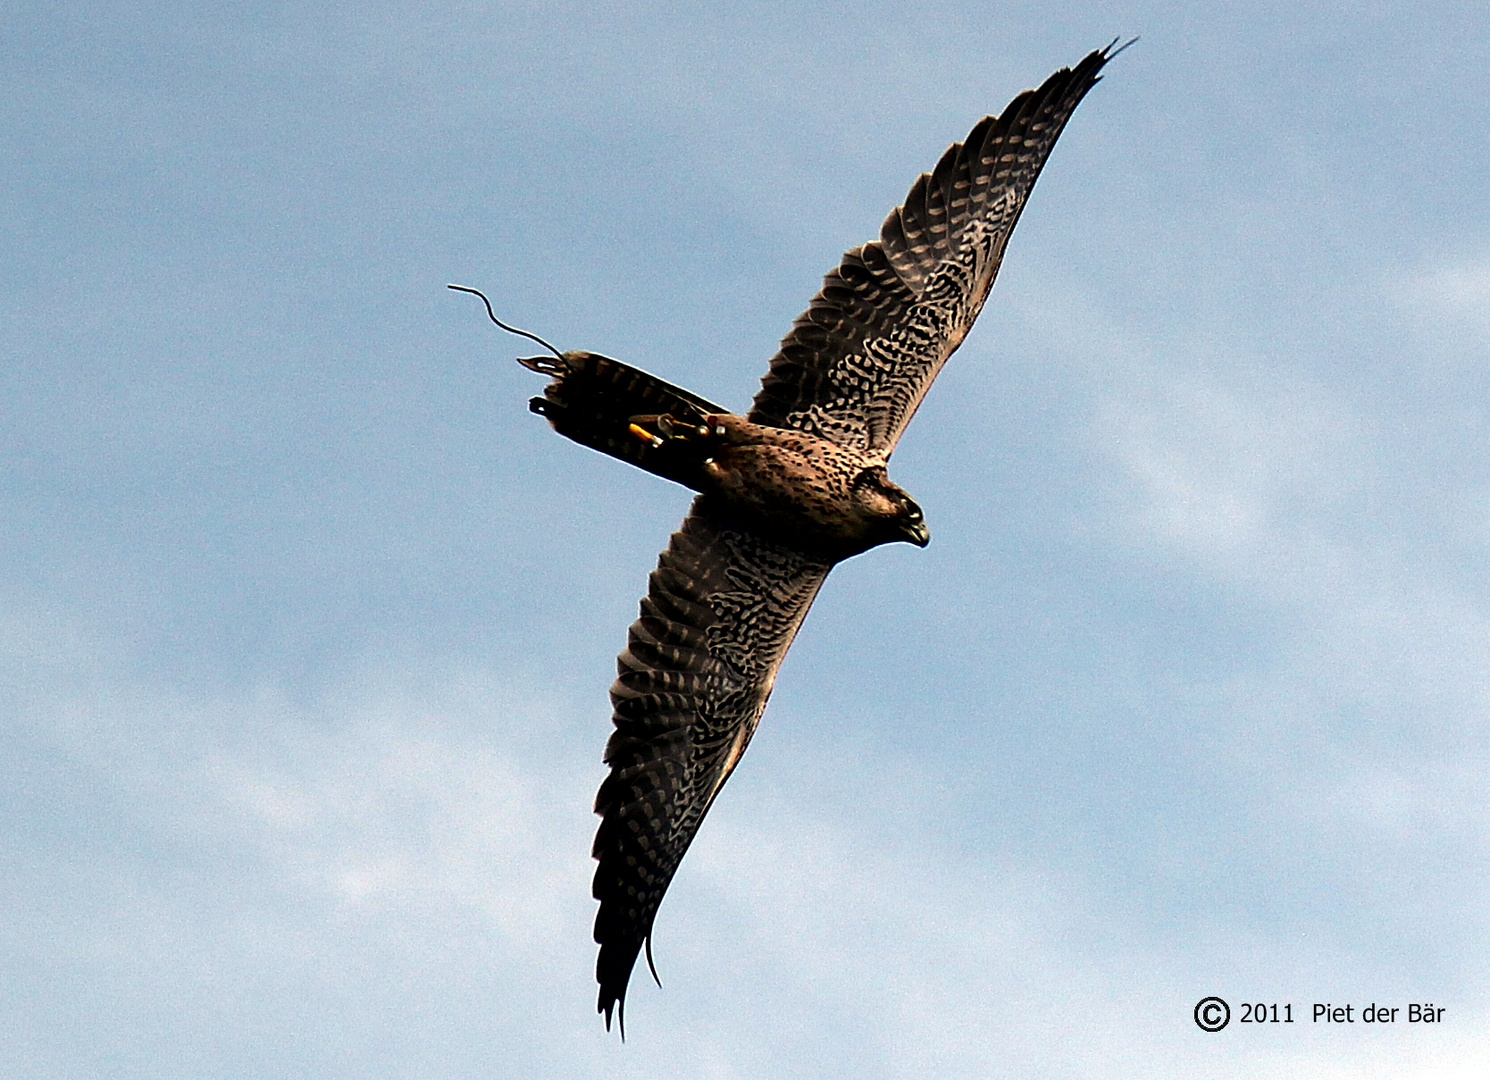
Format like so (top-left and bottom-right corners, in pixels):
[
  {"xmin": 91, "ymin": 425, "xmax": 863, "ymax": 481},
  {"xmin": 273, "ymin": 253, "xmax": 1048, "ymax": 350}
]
[{"xmin": 520, "ymin": 352, "xmax": 730, "ymax": 493}]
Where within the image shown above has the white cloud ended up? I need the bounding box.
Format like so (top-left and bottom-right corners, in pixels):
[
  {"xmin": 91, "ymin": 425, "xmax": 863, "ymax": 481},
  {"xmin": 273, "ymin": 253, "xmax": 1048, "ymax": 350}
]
[
  {"xmin": 1094, "ymin": 363, "xmax": 1360, "ymax": 565},
  {"xmin": 4, "ymin": 585, "xmax": 1490, "ymax": 1076},
  {"xmin": 199, "ymin": 706, "xmax": 592, "ymax": 946},
  {"xmin": 1085, "ymin": 358, "xmax": 1490, "ymax": 862},
  {"xmin": 1409, "ymin": 263, "xmax": 1490, "ymax": 331}
]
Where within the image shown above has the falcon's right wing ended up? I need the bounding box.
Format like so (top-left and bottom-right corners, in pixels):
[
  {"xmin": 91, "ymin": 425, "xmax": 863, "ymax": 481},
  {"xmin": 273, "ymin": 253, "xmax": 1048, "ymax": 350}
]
[{"xmin": 591, "ymin": 500, "xmax": 832, "ymax": 1033}]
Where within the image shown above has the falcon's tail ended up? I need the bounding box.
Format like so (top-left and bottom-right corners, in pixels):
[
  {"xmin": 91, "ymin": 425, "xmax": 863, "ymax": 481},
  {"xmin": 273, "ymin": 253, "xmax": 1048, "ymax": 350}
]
[{"xmin": 520, "ymin": 351, "xmax": 729, "ymax": 492}]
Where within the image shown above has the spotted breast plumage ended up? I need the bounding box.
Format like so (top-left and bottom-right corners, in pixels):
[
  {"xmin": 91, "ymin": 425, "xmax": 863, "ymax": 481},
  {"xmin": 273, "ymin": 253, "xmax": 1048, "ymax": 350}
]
[{"xmin": 503, "ymin": 43, "xmax": 1121, "ymax": 1033}]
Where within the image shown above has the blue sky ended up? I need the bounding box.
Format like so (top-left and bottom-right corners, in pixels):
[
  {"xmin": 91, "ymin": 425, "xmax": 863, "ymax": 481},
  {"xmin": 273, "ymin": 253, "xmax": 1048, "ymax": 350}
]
[{"xmin": 4, "ymin": 2, "xmax": 1489, "ymax": 1077}]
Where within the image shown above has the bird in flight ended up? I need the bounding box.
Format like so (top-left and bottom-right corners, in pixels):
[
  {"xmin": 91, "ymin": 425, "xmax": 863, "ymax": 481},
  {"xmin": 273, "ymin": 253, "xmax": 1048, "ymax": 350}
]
[{"xmin": 462, "ymin": 41, "xmax": 1122, "ymax": 1034}]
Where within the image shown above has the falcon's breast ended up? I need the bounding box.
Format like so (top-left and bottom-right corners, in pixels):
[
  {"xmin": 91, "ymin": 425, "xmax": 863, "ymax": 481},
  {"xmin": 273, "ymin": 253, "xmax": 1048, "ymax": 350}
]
[{"xmin": 662, "ymin": 413, "xmax": 930, "ymax": 557}]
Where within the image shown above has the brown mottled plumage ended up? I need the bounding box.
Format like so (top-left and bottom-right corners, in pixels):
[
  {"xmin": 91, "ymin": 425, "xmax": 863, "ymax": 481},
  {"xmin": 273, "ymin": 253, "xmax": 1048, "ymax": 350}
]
[{"xmin": 512, "ymin": 43, "xmax": 1121, "ymax": 1033}]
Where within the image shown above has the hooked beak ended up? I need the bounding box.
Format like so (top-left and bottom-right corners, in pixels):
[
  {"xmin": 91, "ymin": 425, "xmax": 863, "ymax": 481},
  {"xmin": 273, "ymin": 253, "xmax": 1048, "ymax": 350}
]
[{"xmin": 901, "ymin": 519, "xmax": 931, "ymax": 548}]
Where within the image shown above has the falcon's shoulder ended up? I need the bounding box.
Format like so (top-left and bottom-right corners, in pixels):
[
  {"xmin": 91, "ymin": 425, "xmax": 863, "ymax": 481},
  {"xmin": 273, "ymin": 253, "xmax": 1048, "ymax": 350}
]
[
  {"xmin": 592, "ymin": 498, "xmax": 831, "ymax": 1032},
  {"xmin": 748, "ymin": 44, "xmax": 1115, "ymax": 452}
]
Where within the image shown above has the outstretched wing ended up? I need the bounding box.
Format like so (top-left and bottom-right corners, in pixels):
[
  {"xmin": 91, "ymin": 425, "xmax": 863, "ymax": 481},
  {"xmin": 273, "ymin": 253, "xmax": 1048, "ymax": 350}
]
[
  {"xmin": 748, "ymin": 44, "xmax": 1116, "ymax": 453},
  {"xmin": 591, "ymin": 500, "xmax": 831, "ymax": 1032}
]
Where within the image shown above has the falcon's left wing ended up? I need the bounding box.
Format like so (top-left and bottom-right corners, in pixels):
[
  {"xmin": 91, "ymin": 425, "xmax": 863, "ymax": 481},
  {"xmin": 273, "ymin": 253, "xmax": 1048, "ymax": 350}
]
[
  {"xmin": 592, "ymin": 499, "xmax": 832, "ymax": 1033},
  {"xmin": 749, "ymin": 43, "xmax": 1118, "ymax": 454}
]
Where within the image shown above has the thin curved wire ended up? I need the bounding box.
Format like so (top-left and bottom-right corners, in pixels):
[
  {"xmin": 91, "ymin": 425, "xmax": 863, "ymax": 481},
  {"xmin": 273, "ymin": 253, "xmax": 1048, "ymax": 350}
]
[{"xmin": 447, "ymin": 284, "xmax": 564, "ymax": 359}]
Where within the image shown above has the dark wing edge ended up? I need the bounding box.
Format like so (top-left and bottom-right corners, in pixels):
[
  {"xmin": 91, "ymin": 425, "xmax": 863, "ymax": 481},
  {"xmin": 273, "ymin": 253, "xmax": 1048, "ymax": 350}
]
[
  {"xmin": 748, "ymin": 43, "xmax": 1116, "ymax": 452},
  {"xmin": 592, "ymin": 500, "xmax": 832, "ymax": 1034}
]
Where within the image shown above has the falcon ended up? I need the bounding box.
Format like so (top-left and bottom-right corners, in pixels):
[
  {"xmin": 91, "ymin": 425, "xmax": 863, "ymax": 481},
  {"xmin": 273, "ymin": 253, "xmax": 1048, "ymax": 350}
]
[{"xmin": 479, "ymin": 42, "xmax": 1122, "ymax": 1032}]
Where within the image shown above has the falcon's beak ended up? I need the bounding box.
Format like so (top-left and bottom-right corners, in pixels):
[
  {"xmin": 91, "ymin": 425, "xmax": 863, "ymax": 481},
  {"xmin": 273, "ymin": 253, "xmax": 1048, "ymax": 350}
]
[{"xmin": 901, "ymin": 519, "xmax": 931, "ymax": 548}]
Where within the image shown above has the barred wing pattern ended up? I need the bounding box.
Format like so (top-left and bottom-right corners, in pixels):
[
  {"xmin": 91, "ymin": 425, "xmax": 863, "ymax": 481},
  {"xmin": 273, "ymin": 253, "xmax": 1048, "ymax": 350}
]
[
  {"xmin": 593, "ymin": 500, "xmax": 831, "ymax": 1031},
  {"xmin": 749, "ymin": 44, "xmax": 1114, "ymax": 453}
]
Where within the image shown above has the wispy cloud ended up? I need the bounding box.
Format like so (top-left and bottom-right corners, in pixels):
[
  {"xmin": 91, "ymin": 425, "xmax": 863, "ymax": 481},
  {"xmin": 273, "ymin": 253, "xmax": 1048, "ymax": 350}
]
[
  {"xmin": 5, "ymin": 575, "xmax": 1489, "ymax": 1075},
  {"xmin": 1409, "ymin": 263, "xmax": 1490, "ymax": 328}
]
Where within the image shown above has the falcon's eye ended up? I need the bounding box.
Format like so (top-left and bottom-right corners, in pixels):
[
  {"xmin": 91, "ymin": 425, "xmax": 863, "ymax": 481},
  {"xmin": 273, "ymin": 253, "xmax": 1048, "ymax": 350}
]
[{"xmin": 905, "ymin": 504, "xmax": 922, "ymax": 522}]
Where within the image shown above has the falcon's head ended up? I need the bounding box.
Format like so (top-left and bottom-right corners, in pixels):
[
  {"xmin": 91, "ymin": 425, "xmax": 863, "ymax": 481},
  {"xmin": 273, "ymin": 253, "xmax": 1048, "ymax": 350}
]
[{"xmin": 852, "ymin": 467, "xmax": 930, "ymax": 549}]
